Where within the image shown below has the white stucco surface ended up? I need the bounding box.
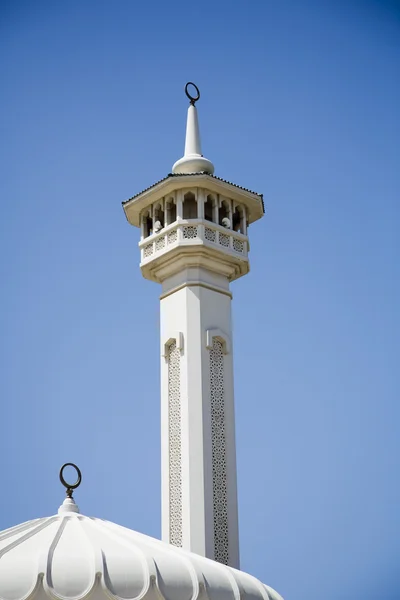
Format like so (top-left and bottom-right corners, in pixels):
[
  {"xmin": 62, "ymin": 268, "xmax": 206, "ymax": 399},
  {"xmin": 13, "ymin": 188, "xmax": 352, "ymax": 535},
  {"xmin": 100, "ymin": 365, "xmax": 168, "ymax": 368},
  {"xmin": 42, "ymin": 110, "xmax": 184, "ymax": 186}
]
[
  {"xmin": 0, "ymin": 506, "xmax": 283, "ymax": 600},
  {"xmin": 160, "ymin": 270, "xmax": 239, "ymax": 566},
  {"xmin": 172, "ymin": 104, "xmax": 215, "ymax": 175}
]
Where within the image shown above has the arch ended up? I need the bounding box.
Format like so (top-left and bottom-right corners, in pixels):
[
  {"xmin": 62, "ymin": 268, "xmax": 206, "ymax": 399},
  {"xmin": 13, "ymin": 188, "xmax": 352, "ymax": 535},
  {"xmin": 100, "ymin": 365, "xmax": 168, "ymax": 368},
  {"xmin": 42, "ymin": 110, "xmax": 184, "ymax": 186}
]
[
  {"xmin": 183, "ymin": 191, "xmax": 197, "ymax": 219},
  {"xmin": 205, "ymin": 329, "xmax": 231, "ymax": 354},
  {"xmin": 153, "ymin": 202, "xmax": 165, "ymax": 231},
  {"xmin": 232, "ymin": 204, "xmax": 245, "ymax": 234},
  {"xmin": 205, "ymin": 194, "xmax": 216, "ymax": 222},
  {"xmin": 141, "ymin": 209, "xmax": 153, "ymax": 238},
  {"xmin": 162, "ymin": 331, "xmax": 184, "ymax": 357},
  {"xmin": 165, "ymin": 197, "xmax": 177, "ymax": 226},
  {"xmin": 219, "ymin": 199, "xmax": 230, "ymax": 227}
]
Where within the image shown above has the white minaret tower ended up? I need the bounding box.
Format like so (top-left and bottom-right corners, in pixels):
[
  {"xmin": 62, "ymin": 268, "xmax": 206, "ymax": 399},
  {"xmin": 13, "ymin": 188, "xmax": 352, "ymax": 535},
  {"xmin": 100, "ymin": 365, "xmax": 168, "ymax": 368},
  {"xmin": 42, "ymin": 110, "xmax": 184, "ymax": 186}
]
[{"xmin": 123, "ymin": 83, "xmax": 264, "ymax": 569}]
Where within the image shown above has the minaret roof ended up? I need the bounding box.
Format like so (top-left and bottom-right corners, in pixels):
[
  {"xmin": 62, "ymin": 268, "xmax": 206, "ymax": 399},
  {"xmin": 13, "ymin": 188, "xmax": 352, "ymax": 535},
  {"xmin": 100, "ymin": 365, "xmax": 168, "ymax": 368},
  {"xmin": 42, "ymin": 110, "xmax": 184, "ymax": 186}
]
[
  {"xmin": 123, "ymin": 172, "xmax": 264, "ymax": 206},
  {"xmin": 122, "ymin": 172, "xmax": 264, "ymax": 229}
]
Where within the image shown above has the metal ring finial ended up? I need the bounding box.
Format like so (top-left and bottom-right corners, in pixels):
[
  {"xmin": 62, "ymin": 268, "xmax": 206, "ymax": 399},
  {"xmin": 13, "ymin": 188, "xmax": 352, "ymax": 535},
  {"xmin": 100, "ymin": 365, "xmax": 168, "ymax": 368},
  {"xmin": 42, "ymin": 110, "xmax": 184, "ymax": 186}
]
[
  {"xmin": 59, "ymin": 463, "xmax": 82, "ymax": 499},
  {"xmin": 185, "ymin": 82, "xmax": 200, "ymax": 106}
]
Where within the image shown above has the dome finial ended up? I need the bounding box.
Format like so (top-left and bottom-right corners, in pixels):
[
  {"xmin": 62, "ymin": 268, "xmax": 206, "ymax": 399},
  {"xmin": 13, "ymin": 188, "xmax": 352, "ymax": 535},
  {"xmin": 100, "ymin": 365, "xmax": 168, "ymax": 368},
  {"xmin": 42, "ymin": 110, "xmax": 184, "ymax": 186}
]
[
  {"xmin": 58, "ymin": 463, "xmax": 81, "ymax": 514},
  {"xmin": 172, "ymin": 82, "xmax": 215, "ymax": 175}
]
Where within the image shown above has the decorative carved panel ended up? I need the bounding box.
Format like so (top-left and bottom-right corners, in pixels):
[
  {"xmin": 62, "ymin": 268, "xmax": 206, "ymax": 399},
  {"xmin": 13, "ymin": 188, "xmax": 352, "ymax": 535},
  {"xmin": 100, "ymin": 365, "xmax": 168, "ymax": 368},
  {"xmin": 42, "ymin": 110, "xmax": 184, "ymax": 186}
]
[
  {"xmin": 168, "ymin": 341, "xmax": 182, "ymax": 547},
  {"xmin": 209, "ymin": 338, "xmax": 229, "ymax": 564}
]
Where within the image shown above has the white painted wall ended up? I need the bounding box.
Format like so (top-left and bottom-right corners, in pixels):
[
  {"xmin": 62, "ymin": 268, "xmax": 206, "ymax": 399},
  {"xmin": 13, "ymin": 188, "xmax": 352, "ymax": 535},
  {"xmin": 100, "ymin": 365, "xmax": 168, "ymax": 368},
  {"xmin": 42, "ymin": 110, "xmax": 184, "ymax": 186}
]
[{"xmin": 160, "ymin": 267, "xmax": 239, "ymax": 568}]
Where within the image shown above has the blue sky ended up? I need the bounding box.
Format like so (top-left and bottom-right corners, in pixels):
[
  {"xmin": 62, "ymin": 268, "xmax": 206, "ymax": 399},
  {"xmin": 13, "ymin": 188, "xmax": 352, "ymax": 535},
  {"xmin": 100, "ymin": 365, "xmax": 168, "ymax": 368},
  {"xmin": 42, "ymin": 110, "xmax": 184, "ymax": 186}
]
[{"xmin": 0, "ymin": 1, "xmax": 399, "ymax": 598}]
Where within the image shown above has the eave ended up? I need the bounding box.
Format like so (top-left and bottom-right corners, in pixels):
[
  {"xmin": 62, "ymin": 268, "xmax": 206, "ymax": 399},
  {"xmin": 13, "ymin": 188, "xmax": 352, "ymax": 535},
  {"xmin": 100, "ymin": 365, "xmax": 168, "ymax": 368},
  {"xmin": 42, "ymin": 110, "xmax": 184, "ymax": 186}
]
[{"xmin": 122, "ymin": 173, "xmax": 264, "ymax": 228}]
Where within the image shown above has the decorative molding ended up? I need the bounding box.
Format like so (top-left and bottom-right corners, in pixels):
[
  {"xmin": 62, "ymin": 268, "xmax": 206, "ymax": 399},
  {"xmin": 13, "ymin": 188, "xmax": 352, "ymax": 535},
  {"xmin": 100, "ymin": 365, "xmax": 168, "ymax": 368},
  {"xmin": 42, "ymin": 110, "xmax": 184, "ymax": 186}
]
[
  {"xmin": 162, "ymin": 332, "xmax": 184, "ymax": 357},
  {"xmin": 142, "ymin": 242, "xmax": 247, "ymax": 284},
  {"xmin": 160, "ymin": 282, "xmax": 233, "ymax": 302},
  {"xmin": 206, "ymin": 329, "xmax": 231, "ymax": 354}
]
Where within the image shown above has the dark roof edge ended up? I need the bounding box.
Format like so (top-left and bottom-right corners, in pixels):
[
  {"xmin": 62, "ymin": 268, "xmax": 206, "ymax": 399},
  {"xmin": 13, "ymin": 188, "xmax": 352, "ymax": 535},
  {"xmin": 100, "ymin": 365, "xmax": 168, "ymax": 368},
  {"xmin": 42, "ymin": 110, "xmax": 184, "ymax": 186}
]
[{"xmin": 122, "ymin": 173, "xmax": 264, "ymax": 212}]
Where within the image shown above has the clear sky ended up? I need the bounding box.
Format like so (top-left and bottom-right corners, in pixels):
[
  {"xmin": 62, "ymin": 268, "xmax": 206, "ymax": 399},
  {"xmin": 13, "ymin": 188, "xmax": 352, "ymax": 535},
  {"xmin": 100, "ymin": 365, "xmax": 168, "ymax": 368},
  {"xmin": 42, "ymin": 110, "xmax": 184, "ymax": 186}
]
[{"xmin": 0, "ymin": 1, "xmax": 399, "ymax": 599}]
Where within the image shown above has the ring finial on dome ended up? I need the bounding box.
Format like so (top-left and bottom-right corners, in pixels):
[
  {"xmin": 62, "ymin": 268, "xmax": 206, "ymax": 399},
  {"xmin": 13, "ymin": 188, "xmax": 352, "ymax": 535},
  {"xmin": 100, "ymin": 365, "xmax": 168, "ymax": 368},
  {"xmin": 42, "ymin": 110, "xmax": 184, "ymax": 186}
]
[{"xmin": 59, "ymin": 463, "xmax": 82, "ymax": 499}]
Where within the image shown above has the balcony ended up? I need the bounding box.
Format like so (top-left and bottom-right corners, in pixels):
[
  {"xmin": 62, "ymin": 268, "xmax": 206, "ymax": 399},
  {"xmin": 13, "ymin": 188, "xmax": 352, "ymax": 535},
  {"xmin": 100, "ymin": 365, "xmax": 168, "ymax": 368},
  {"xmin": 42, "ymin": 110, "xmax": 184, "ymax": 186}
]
[{"xmin": 139, "ymin": 219, "xmax": 248, "ymax": 264}]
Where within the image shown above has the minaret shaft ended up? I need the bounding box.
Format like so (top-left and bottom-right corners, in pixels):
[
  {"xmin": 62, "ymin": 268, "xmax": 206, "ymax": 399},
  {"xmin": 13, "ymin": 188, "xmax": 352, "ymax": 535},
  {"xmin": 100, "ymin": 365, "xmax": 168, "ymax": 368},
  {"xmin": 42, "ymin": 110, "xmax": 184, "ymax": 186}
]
[
  {"xmin": 123, "ymin": 83, "xmax": 264, "ymax": 570},
  {"xmin": 160, "ymin": 267, "xmax": 239, "ymax": 568}
]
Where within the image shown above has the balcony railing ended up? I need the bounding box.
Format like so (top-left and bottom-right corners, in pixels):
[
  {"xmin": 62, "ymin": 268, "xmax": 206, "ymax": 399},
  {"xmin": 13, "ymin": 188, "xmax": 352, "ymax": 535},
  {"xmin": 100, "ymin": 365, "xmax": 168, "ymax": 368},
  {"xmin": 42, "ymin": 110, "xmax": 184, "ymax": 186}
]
[{"xmin": 139, "ymin": 219, "xmax": 248, "ymax": 263}]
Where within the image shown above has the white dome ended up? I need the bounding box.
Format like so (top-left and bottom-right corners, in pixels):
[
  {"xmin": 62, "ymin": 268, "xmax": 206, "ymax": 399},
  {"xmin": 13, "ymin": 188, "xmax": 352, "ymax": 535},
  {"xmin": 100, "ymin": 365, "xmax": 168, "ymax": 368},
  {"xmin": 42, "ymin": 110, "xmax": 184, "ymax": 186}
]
[{"xmin": 0, "ymin": 501, "xmax": 283, "ymax": 600}]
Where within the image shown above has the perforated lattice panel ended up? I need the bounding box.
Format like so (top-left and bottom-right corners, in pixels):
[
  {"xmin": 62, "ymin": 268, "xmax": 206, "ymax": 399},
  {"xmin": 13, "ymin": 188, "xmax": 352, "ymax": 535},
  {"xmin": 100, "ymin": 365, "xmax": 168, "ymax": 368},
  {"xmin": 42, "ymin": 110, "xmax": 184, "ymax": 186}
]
[
  {"xmin": 209, "ymin": 338, "xmax": 229, "ymax": 564},
  {"xmin": 218, "ymin": 233, "xmax": 230, "ymax": 247},
  {"xmin": 233, "ymin": 238, "xmax": 244, "ymax": 253},
  {"xmin": 182, "ymin": 226, "xmax": 198, "ymax": 239},
  {"xmin": 205, "ymin": 227, "xmax": 217, "ymax": 242},
  {"xmin": 168, "ymin": 229, "xmax": 178, "ymax": 244},
  {"xmin": 155, "ymin": 236, "xmax": 166, "ymax": 251},
  {"xmin": 168, "ymin": 342, "xmax": 182, "ymax": 546}
]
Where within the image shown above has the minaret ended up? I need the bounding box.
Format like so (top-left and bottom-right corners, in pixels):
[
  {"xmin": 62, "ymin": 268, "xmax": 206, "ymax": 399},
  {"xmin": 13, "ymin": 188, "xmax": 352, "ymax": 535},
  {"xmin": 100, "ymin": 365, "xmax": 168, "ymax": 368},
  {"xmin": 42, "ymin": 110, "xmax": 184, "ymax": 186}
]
[{"xmin": 123, "ymin": 83, "xmax": 264, "ymax": 569}]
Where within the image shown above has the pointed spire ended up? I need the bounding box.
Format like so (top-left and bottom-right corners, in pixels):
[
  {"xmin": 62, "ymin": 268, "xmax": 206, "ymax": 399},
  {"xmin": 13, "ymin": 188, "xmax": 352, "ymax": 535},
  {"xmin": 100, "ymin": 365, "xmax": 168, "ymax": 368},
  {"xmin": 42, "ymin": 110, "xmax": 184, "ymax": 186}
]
[{"xmin": 172, "ymin": 83, "xmax": 215, "ymax": 175}]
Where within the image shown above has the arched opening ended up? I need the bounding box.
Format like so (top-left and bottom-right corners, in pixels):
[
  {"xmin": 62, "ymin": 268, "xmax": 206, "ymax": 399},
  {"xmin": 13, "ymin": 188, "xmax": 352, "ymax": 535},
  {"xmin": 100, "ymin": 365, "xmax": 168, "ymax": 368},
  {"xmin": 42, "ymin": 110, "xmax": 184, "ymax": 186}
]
[
  {"xmin": 153, "ymin": 203, "xmax": 164, "ymax": 233},
  {"xmin": 183, "ymin": 192, "xmax": 197, "ymax": 219},
  {"xmin": 205, "ymin": 195, "xmax": 215, "ymax": 222},
  {"xmin": 219, "ymin": 200, "xmax": 230, "ymax": 228},
  {"xmin": 165, "ymin": 198, "xmax": 177, "ymax": 225},
  {"xmin": 142, "ymin": 211, "xmax": 153, "ymax": 238},
  {"xmin": 232, "ymin": 206, "xmax": 244, "ymax": 233}
]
